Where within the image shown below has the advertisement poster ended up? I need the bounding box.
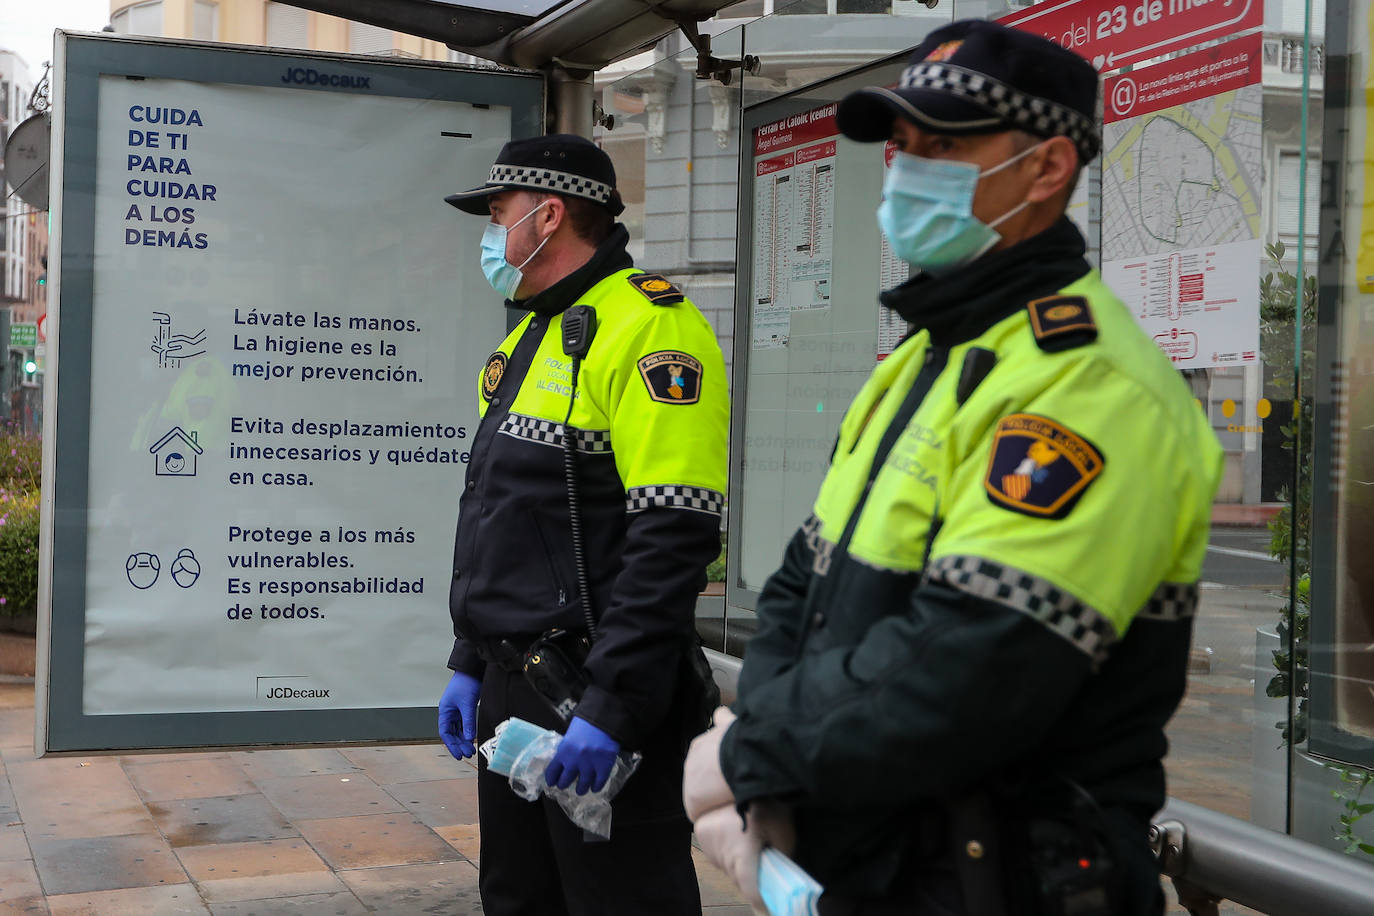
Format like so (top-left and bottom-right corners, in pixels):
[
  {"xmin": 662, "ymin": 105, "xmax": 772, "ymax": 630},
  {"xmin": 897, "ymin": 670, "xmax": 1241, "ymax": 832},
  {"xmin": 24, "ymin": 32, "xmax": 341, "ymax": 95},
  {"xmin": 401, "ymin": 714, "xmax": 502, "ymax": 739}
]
[
  {"xmin": 80, "ymin": 74, "xmax": 510, "ymax": 716},
  {"xmin": 999, "ymin": 0, "xmax": 1262, "ymax": 73},
  {"xmin": 1099, "ymin": 35, "xmax": 1264, "ymax": 368},
  {"xmin": 750, "ymin": 102, "xmax": 840, "ymax": 350}
]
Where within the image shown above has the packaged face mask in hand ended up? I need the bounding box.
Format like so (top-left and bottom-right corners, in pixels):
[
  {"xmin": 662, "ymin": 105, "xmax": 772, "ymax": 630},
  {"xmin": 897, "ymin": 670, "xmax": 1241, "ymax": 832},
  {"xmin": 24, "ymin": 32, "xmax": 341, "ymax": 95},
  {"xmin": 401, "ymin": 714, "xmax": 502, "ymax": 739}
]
[
  {"xmin": 479, "ymin": 717, "xmax": 642, "ymax": 839},
  {"xmin": 758, "ymin": 847, "xmax": 823, "ymax": 916},
  {"xmin": 482, "ymin": 717, "xmax": 550, "ymax": 776}
]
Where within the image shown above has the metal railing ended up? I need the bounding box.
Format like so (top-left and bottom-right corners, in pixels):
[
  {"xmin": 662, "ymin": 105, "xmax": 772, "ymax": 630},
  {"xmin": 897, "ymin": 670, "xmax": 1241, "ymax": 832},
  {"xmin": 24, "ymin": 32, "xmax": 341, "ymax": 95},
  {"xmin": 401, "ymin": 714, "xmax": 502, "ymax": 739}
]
[{"xmin": 1153, "ymin": 798, "xmax": 1374, "ymax": 916}]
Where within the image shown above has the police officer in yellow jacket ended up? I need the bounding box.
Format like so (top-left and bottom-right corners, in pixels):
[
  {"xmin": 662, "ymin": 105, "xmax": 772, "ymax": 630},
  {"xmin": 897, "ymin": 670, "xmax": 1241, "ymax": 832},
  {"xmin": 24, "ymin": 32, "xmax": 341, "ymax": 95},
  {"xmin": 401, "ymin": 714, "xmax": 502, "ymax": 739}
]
[
  {"xmin": 682, "ymin": 20, "xmax": 1223, "ymax": 915},
  {"xmin": 438, "ymin": 134, "xmax": 729, "ymax": 915}
]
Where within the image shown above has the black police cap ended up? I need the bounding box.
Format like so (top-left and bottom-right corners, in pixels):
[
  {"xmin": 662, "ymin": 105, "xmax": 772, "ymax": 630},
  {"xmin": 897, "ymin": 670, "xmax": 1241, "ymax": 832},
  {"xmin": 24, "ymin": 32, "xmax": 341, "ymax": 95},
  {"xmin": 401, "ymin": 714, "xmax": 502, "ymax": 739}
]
[
  {"xmin": 445, "ymin": 133, "xmax": 625, "ymax": 216},
  {"xmin": 837, "ymin": 19, "xmax": 1101, "ymax": 162}
]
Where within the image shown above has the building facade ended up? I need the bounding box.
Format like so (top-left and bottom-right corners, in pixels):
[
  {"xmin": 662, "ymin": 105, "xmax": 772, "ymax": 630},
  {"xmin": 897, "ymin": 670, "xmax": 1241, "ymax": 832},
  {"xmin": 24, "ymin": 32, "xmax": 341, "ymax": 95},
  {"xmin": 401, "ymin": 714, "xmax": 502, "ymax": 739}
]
[
  {"xmin": 0, "ymin": 50, "xmax": 38, "ymax": 312},
  {"xmin": 0, "ymin": 46, "xmax": 46, "ymax": 432}
]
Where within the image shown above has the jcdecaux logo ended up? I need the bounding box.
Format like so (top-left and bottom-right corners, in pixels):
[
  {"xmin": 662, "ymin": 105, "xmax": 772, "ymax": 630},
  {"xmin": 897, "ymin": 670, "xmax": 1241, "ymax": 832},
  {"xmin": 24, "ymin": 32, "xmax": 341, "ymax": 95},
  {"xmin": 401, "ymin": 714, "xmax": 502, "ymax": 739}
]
[{"xmin": 281, "ymin": 67, "xmax": 371, "ymax": 89}]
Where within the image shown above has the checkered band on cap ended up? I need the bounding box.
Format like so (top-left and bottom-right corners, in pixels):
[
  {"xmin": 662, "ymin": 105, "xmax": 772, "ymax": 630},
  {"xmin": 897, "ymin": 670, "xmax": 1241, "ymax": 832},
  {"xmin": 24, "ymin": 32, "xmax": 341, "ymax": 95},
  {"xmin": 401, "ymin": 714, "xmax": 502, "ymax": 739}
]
[
  {"xmin": 928, "ymin": 555, "xmax": 1117, "ymax": 666},
  {"xmin": 499, "ymin": 413, "xmax": 613, "ymax": 454},
  {"xmin": 626, "ymin": 485, "xmax": 724, "ymax": 516},
  {"xmin": 489, "ymin": 164, "xmax": 615, "ymax": 206},
  {"xmin": 898, "ymin": 62, "xmax": 1100, "ymax": 161}
]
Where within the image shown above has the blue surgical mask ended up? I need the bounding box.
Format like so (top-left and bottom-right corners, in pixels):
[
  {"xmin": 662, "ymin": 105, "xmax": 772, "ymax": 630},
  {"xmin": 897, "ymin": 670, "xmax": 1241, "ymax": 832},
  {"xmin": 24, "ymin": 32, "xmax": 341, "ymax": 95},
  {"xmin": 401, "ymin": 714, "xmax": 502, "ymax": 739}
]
[
  {"xmin": 480, "ymin": 200, "xmax": 551, "ymax": 299},
  {"xmin": 877, "ymin": 144, "xmax": 1038, "ymax": 277}
]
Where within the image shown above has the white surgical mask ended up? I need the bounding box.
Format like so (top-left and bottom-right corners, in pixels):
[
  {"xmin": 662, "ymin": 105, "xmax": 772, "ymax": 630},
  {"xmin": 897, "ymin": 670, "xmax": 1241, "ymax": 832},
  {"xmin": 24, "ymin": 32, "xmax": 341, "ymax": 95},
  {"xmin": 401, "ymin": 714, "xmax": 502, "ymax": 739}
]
[
  {"xmin": 876, "ymin": 142, "xmax": 1040, "ymax": 277},
  {"xmin": 480, "ymin": 200, "xmax": 551, "ymax": 299}
]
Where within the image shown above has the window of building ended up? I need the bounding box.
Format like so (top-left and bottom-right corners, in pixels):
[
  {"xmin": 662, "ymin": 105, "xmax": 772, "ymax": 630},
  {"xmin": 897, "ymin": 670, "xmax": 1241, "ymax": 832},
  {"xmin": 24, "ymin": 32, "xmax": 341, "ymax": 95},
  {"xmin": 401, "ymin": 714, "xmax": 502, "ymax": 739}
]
[
  {"xmin": 193, "ymin": 1, "xmax": 219, "ymax": 42},
  {"xmin": 776, "ymin": 0, "xmax": 827, "ymax": 13},
  {"xmin": 111, "ymin": 1, "xmax": 164, "ymax": 37},
  {"xmin": 1276, "ymin": 150, "xmax": 1320, "ymax": 269},
  {"xmin": 836, "ymin": 0, "xmax": 891, "ymax": 11},
  {"xmin": 265, "ymin": 2, "xmax": 309, "ymax": 49},
  {"xmin": 1272, "ymin": 0, "xmax": 1326, "ymax": 33},
  {"xmin": 349, "ymin": 21, "xmax": 394, "ymax": 55},
  {"xmin": 719, "ymin": 0, "xmax": 767, "ymax": 17}
]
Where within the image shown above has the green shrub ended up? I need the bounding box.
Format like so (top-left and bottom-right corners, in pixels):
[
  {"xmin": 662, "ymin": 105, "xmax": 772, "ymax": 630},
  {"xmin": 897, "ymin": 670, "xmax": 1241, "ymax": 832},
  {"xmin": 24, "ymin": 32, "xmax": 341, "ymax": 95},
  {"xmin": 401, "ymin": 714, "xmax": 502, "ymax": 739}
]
[
  {"xmin": 706, "ymin": 544, "xmax": 726, "ymax": 583},
  {"xmin": 0, "ymin": 488, "xmax": 39, "ymax": 618},
  {"xmin": 0, "ymin": 429, "xmax": 40, "ymax": 494}
]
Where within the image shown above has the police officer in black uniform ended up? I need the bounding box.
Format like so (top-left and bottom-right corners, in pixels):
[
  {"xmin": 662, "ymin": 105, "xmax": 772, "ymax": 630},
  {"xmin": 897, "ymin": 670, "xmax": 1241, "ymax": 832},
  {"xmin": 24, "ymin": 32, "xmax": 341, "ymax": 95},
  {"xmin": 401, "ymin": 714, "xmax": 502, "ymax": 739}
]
[{"xmin": 437, "ymin": 134, "xmax": 730, "ymax": 915}]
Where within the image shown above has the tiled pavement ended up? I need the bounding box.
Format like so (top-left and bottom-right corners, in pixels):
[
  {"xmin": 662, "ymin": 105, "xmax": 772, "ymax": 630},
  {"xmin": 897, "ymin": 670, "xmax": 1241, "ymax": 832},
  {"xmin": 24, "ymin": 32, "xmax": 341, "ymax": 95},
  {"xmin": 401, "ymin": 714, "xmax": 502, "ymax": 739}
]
[
  {"xmin": 0, "ymin": 580, "xmax": 1278, "ymax": 916},
  {"xmin": 0, "ymin": 680, "xmax": 751, "ymax": 915}
]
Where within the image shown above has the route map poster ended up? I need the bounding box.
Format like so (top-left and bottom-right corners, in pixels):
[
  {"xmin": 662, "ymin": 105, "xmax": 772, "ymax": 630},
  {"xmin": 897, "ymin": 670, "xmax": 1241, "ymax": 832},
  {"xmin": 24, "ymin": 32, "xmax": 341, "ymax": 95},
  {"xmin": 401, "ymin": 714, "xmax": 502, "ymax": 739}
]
[
  {"xmin": 1099, "ymin": 35, "xmax": 1263, "ymax": 368},
  {"xmin": 70, "ymin": 72, "xmax": 511, "ymax": 719},
  {"xmin": 751, "ymin": 103, "xmax": 839, "ymax": 350}
]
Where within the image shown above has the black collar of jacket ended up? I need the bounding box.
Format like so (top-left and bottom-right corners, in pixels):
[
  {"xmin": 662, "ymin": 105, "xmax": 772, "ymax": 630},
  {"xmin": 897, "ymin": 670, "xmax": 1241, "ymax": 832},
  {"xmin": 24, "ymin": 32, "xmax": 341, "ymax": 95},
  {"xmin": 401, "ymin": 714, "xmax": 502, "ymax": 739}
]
[
  {"xmin": 507, "ymin": 224, "xmax": 635, "ymax": 318},
  {"xmin": 879, "ymin": 218, "xmax": 1092, "ymax": 347}
]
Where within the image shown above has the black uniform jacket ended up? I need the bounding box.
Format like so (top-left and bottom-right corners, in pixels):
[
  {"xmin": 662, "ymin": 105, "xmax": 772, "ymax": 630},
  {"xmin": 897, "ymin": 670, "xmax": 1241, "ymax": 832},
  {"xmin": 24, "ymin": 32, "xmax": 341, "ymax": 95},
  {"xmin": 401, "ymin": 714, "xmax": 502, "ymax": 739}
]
[{"xmin": 448, "ymin": 226, "xmax": 729, "ymax": 750}]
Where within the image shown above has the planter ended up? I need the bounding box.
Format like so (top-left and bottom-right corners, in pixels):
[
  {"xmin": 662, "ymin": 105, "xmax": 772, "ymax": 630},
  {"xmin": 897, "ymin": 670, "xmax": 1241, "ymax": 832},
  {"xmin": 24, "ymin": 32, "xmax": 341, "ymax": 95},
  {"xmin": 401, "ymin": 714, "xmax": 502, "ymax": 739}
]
[{"xmin": 0, "ymin": 613, "xmax": 36, "ymax": 636}]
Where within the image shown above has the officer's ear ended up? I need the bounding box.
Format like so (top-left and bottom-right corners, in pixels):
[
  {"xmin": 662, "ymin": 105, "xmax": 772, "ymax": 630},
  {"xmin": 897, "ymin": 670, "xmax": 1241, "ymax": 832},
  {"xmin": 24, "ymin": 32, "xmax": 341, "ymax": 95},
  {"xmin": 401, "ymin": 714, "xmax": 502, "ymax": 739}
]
[
  {"xmin": 1024, "ymin": 136, "xmax": 1080, "ymax": 206},
  {"xmin": 537, "ymin": 194, "xmax": 568, "ymax": 238}
]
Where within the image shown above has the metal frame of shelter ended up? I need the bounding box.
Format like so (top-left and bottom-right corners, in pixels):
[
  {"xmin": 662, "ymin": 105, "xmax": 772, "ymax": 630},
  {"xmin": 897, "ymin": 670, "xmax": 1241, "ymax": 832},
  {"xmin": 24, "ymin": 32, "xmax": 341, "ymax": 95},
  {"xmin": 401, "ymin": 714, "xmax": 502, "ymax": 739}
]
[{"xmin": 276, "ymin": 0, "xmax": 753, "ymax": 134}]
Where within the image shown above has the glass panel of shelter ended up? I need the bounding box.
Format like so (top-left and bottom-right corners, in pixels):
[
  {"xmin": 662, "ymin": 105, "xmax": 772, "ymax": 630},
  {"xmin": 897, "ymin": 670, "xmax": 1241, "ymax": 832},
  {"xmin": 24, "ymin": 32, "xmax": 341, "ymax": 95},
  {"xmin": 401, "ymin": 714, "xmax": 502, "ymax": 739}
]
[
  {"xmin": 1302, "ymin": 0, "xmax": 1374, "ymax": 871},
  {"xmin": 716, "ymin": 0, "xmax": 963, "ymax": 657},
  {"xmin": 593, "ymin": 19, "xmax": 751, "ymax": 651}
]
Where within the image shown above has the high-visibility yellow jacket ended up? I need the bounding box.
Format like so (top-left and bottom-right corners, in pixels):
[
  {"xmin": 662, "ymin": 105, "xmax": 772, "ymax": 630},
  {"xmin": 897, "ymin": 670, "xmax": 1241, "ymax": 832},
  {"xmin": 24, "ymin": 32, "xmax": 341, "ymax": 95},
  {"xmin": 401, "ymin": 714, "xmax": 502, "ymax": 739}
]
[{"xmin": 721, "ymin": 220, "xmax": 1224, "ymax": 899}]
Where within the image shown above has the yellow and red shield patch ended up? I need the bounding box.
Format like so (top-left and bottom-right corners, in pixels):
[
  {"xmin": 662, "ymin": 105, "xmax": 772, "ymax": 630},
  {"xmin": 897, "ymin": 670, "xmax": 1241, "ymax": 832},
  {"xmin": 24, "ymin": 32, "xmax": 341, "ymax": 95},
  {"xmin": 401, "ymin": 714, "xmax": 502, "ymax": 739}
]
[
  {"xmin": 984, "ymin": 414, "xmax": 1104, "ymax": 519},
  {"xmin": 482, "ymin": 351, "xmax": 507, "ymax": 401},
  {"xmin": 638, "ymin": 351, "xmax": 703, "ymax": 405}
]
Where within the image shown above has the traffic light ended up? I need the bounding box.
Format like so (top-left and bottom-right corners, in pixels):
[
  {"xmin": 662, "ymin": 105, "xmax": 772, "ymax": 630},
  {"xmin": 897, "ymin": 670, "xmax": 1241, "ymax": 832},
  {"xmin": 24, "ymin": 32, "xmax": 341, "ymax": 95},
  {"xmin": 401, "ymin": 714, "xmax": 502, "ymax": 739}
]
[
  {"xmin": 36, "ymin": 254, "xmax": 46, "ymax": 290},
  {"xmin": 23, "ymin": 359, "xmax": 36, "ymax": 376}
]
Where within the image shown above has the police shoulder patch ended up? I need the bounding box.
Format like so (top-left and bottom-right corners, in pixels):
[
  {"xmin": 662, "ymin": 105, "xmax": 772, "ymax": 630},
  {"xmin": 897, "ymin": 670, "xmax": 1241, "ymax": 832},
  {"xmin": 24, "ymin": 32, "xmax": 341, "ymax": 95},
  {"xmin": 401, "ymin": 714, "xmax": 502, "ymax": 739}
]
[
  {"xmin": 984, "ymin": 413, "xmax": 1104, "ymax": 520},
  {"xmin": 638, "ymin": 351, "xmax": 702, "ymax": 404},
  {"xmin": 1027, "ymin": 295, "xmax": 1097, "ymax": 352},
  {"xmin": 628, "ymin": 273, "xmax": 684, "ymax": 305},
  {"xmin": 481, "ymin": 351, "xmax": 507, "ymax": 402}
]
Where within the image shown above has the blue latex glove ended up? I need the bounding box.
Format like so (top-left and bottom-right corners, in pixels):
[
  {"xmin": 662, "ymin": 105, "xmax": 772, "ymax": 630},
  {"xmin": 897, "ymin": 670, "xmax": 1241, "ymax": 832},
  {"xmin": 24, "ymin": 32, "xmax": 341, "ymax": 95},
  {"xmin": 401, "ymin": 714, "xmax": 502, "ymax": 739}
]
[
  {"xmin": 545, "ymin": 716, "xmax": 620, "ymax": 795},
  {"xmin": 437, "ymin": 671, "xmax": 481, "ymax": 760}
]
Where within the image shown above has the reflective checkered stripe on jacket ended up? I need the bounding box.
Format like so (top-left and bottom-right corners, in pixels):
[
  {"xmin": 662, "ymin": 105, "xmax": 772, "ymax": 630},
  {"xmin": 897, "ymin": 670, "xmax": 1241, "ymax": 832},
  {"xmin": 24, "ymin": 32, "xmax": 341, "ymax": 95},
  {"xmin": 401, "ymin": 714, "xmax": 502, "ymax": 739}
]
[
  {"xmin": 625, "ymin": 485, "xmax": 724, "ymax": 516},
  {"xmin": 927, "ymin": 555, "xmax": 1199, "ymax": 667},
  {"xmin": 499, "ymin": 413, "xmax": 613, "ymax": 454}
]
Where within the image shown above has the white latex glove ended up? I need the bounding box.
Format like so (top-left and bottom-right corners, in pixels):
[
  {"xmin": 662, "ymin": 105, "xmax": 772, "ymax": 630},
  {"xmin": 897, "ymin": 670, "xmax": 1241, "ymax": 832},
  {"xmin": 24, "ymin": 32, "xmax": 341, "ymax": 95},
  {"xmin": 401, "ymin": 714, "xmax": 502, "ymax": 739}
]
[
  {"xmin": 683, "ymin": 706, "xmax": 737, "ymax": 821},
  {"xmin": 693, "ymin": 799, "xmax": 795, "ymax": 911}
]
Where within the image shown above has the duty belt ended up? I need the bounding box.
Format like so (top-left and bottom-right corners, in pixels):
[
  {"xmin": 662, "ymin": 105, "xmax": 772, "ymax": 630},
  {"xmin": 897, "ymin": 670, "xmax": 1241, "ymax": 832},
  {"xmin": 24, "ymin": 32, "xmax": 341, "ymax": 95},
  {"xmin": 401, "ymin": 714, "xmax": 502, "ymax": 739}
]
[{"xmin": 475, "ymin": 636, "xmax": 537, "ymax": 674}]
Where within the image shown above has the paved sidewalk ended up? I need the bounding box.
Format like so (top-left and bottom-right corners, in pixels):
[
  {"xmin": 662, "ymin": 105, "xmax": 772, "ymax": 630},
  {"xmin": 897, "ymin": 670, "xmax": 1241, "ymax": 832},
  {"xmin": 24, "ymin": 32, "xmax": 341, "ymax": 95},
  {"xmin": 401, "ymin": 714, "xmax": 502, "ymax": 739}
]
[{"xmin": 0, "ymin": 680, "xmax": 750, "ymax": 915}]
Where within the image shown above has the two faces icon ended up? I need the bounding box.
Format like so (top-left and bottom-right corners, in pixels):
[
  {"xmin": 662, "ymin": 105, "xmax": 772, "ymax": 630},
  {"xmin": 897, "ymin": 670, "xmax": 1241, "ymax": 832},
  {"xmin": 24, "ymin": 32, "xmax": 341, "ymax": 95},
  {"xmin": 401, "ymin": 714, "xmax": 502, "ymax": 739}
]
[{"xmin": 126, "ymin": 548, "xmax": 200, "ymax": 590}]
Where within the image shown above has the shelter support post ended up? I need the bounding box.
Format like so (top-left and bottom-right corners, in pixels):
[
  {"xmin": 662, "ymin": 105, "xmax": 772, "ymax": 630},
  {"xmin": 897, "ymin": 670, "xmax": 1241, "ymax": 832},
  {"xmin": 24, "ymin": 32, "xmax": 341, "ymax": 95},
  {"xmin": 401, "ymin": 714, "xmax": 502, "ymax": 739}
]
[{"xmin": 549, "ymin": 66, "xmax": 595, "ymax": 138}]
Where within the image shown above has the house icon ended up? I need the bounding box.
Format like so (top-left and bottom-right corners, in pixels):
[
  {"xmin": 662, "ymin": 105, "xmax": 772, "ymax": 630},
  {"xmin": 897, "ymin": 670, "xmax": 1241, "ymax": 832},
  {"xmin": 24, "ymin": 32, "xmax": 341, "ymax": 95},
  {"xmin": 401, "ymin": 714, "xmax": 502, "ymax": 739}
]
[{"xmin": 150, "ymin": 426, "xmax": 203, "ymax": 477}]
